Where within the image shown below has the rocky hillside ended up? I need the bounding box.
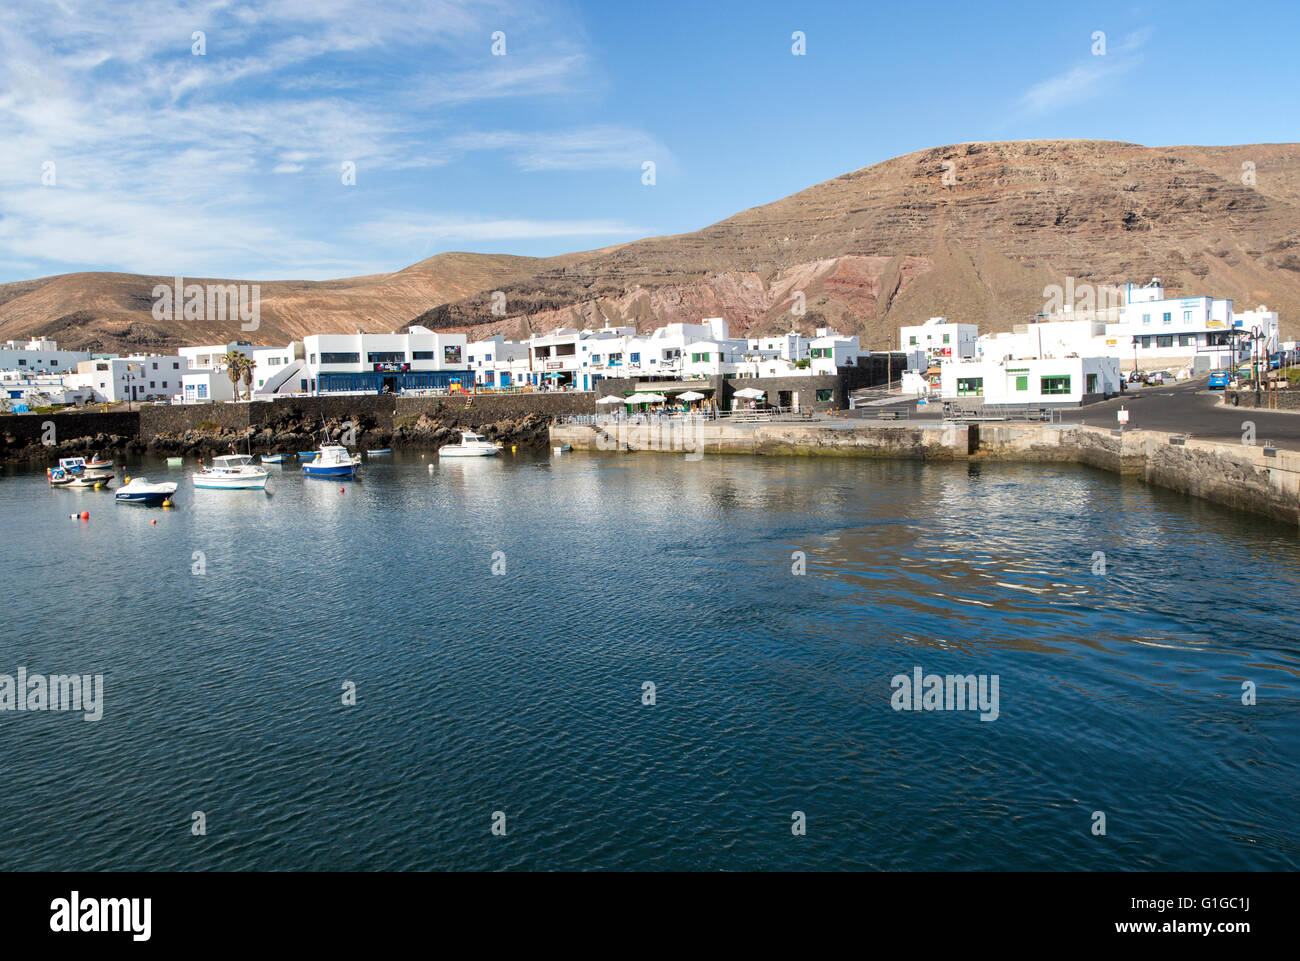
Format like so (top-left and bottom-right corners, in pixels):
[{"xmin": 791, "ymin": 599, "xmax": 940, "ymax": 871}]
[{"xmin": 3, "ymin": 140, "xmax": 1298, "ymax": 352}]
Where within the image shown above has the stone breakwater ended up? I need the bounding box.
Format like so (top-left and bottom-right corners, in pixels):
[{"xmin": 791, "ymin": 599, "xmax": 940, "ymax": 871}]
[
  {"xmin": 0, "ymin": 393, "xmax": 596, "ymax": 464},
  {"xmin": 550, "ymin": 420, "xmax": 1300, "ymax": 526}
]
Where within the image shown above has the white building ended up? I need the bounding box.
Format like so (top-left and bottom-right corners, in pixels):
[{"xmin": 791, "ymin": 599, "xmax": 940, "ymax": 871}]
[
  {"xmin": 746, "ymin": 331, "xmax": 809, "ymax": 363},
  {"xmin": 983, "ymin": 280, "xmax": 1277, "ymax": 374},
  {"xmin": 0, "ymin": 338, "xmax": 101, "ymax": 375},
  {"xmin": 467, "ymin": 336, "xmax": 529, "ymax": 388},
  {"xmin": 899, "ymin": 318, "xmax": 979, "ymax": 370},
  {"xmin": 809, "ymin": 329, "xmax": 870, "ymax": 375},
  {"xmin": 941, "ymin": 356, "xmax": 1121, "ymax": 405},
  {"xmin": 69, "ymin": 355, "xmax": 190, "ymax": 403},
  {"xmin": 300, "ymin": 327, "xmax": 471, "ymax": 394}
]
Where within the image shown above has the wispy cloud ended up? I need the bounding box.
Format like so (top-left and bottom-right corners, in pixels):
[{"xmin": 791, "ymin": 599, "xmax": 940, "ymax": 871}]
[
  {"xmin": 0, "ymin": 0, "xmax": 665, "ymax": 280},
  {"xmin": 354, "ymin": 214, "xmax": 647, "ymax": 244},
  {"xmin": 1014, "ymin": 27, "xmax": 1153, "ymax": 116}
]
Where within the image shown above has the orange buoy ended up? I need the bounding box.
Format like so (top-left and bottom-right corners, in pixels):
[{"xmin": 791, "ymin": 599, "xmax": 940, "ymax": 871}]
[
  {"xmin": 151, "ymin": 519, "xmax": 157, "ymax": 525},
  {"xmin": 339, "ymin": 487, "xmax": 345, "ymax": 494},
  {"xmin": 80, "ymin": 511, "xmax": 89, "ymax": 521}
]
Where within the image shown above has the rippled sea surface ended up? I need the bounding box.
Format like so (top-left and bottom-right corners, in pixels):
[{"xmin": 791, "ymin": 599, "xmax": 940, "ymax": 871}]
[{"xmin": 1, "ymin": 451, "xmax": 1297, "ymax": 871}]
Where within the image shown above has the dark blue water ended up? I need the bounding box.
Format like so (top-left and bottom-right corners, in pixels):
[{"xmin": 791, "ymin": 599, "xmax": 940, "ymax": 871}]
[{"xmin": 1, "ymin": 451, "xmax": 1297, "ymax": 870}]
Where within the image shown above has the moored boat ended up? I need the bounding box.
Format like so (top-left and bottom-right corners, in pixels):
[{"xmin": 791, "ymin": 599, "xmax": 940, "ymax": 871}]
[
  {"xmin": 438, "ymin": 431, "xmax": 501, "ymax": 458},
  {"xmin": 365, "ymin": 448, "xmax": 392, "ymax": 455},
  {"xmin": 194, "ymin": 454, "xmax": 271, "ymax": 490},
  {"xmin": 301, "ymin": 445, "xmax": 361, "ymax": 477},
  {"xmin": 115, "ymin": 478, "xmax": 177, "ymax": 505},
  {"xmin": 86, "ymin": 452, "xmax": 114, "ymax": 471},
  {"xmin": 48, "ymin": 457, "xmax": 113, "ymax": 488},
  {"xmin": 261, "ymin": 454, "xmax": 285, "ymax": 464}
]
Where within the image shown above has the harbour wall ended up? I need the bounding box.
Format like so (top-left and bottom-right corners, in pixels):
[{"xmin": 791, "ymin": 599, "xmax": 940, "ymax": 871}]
[
  {"xmin": 1, "ymin": 393, "xmax": 599, "ymax": 461},
  {"xmin": 551, "ymin": 421, "xmax": 1300, "ymax": 525}
]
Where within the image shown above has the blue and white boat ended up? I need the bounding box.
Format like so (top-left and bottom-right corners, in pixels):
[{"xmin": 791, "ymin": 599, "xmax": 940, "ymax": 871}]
[
  {"xmin": 261, "ymin": 453, "xmax": 285, "ymax": 464},
  {"xmin": 194, "ymin": 454, "xmax": 270, "ymax": 490},
  {"xmin": 365, "ymin": 448, "xmax": 392, "ymax": 456},
  {"xmin": 297, "ymin": 450, "xmax": 319, "ymax": 459},
  {"xmin": 115, "ymin": 478, "xmax": 177, "ymax": 505},
  {"xmin": 301, "ymin": 445, "xmax": 360, "ymax": 478}
]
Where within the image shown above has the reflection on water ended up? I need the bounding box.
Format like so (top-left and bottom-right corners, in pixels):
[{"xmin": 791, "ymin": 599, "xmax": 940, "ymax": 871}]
[{"xmin": 0, "ymin": 451, "xmax": 1296, "ymax": 870}]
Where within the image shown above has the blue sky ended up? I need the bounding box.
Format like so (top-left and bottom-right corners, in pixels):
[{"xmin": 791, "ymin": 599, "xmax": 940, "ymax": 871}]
[{"xmin": 0, "ymin": 0, "xmax": 1295, "ymax": 283}]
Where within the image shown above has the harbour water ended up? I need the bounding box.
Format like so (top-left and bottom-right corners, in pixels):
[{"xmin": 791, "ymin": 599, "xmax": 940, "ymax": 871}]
[{"xmin": 1, "ymin": 452, "xmax": 1297, "ymax": 870}]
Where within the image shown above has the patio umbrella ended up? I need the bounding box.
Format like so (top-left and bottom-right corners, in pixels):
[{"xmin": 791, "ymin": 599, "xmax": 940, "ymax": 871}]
[
  {"xmin": 677, "ymin": 390, "xmax": 705, "ymax": 401},
  {"xmin": 596, "ymin": 395, "xmax": 625, "ymax": 405},
  {"xmin": 641, "ymin": 393, "xmax": 667, "ymax": 403},
  {"xmin": 733, "ymin": 386, "xmax": 766, "ymax": 399},
  {"xmin": 623, "ymin": 393, "xmax": 651, "ymax": 404}
]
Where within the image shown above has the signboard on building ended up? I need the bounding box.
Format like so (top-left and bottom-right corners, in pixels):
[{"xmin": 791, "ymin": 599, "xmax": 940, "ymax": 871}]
[{"xmin": 443, "ymin": 345, "xmax": 462, "ymax": 365}]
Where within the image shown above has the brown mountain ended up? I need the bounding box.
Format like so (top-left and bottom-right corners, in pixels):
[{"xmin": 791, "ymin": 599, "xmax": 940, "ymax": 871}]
[{"xmin": 3, "ymin": 140, "xmax": 1298, "ymax": 353}]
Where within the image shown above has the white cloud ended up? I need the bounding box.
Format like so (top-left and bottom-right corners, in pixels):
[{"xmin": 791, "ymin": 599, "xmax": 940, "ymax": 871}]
[
  {"xmin": 1014, "ymin": 28, "xmax": 1153, "ymax": 116},
  {"xmin": 0, "ymin": 0, "xmax": 664, "ymax": 280}
]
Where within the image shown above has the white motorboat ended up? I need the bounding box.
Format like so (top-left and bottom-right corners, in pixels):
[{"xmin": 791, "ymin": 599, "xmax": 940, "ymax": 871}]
[
  {"xmin": 193, "ymin": 454, "xmax": 270, "ymax": 490},
  {"xmin": 438, "ymin": 431, "xmax": 501, "ymax": 457},
  {"xmin": 116, "ymin": 478, "xmax": 177, "ymax": 505},
  {"xmin": 301, "ymin": 445, "xmax": 361, "ymax": 478}
]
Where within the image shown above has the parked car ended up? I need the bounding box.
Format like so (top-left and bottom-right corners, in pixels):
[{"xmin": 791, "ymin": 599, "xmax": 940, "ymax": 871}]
[{"xmin": 1208, "ymin": 370, "xmax": 1230, "ymax": 390}]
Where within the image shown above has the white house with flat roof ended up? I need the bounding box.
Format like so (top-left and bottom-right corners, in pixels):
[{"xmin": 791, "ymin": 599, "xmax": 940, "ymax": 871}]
[
  {"xmin": 68, "ymin": 355, "xmax": 190, "ymax": 403},
  {"xmin": 899, "ymin": 318, "xmax": 979, "ymax": 370},
  {"xmin": 942, "ymin": 356, "xmax": 1121, "ymax": 406},
  {"xmin": 300, "ymin": 327, "xmax": 471, "ymax": 394},
  {"xmin": 0, "ymin": 339, "xmax": 101, "ymax": 375}
]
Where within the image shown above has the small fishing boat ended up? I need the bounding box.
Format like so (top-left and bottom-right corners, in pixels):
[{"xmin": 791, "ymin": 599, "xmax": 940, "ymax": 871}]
[
  {"xmin": 365, "ymin": 448, "xmax": 392, "ymax": 455},
  {"xmin": 552, "ymin": 444, "xmax": 571, "ymax": 454},
  {"xmin": 86, "ymin": 452, "xmax": 114, "ymax": 471},
  {"xmin": 47, "ymin": 457, "xmax": 113, "ymax": 488},
  {"xmin": 194, "ymin": 454, "xmax": 271, "ymax": 490},
  {"xmin": 301, "ymin": 445, "xmax": 361, "ymax": 477},
  {"xmin": 115, "ymin": 478, "xmax": 177, "ymax": 505},
  {"xmin": 438, "ymin": 431, "xmax": 501, "ymax": 458},
  {"xmin": 261, "ymin": 454, "xmax": 285, "ymax": 464},
  {"xmin": 166, "ymin": 456, "xmax": 184, "ymax": 468},
  {"xmin": 297, "ymin": 451, "xmax": 319, "ymax": 459}
]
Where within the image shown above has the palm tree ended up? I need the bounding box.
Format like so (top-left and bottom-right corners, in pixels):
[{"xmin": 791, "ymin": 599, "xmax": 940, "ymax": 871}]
[
  {"xmin": 241, "ymin": 356, "xmax": 256, "ymax": 400},
  {"xmin": 222, "ymin": 350, "xmax": 247, "ymax": 402}
]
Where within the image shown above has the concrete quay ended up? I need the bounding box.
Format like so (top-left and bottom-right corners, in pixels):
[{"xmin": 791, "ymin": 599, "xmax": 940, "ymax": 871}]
[{"xmin": 550, "ymin": 420, "xmax": 1300, "ymax": 526}]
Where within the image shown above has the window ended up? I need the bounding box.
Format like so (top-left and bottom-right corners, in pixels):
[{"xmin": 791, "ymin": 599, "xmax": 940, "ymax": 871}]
[
  {"xmin": 149, "ymin": 381, "xmax": 155, "ymax": 388},
  {"xmin": 1162, "ymin": 312, "xmax": 1172, "ymax": 325},
  {"xmin": 1041, "ymin": 375, "xmax": 1071, "ymax": 395},
  {"xmin": 592, "ymin": 354, "xmax": 602, "ymax": 363},
  {"xmin": 1015, "ymin": 375, "xmax": 1029, "ymax": 391},
  {"xmin": 152, "ymin": 362, "xmax": 158, "ymax": 370},
  {"xmin": 1142, "ymin": 313, "xmax": 1151, "ymax": 325},
  {"xmin": 1184, "ymin": 310, "xmax": 1193, "ymax": 322},
  {"xmin": 17, "ymin": 359, "xmax": 25, "ymax": 365},
  {"xmin": 309, "ymin": 354, "xmax": 317, "ymax": 364},
  {"xmin": 908, "ymin": 335, "xmax": 917, "ymax": 345},
  {"xmin": 197, "ymin": 385, "xmax": 208, "ymax": 399},
  {"xmin": 367, "ymin": 352, "xmax": 405, "ymax": 364},
  {"xmin": 1178, "ymin": 335, "xmax": 1194, "ymax": 347},
  {"xmin": 484, "ymin": 354, "xmax": 492, "ymax": 362},
  {"xmin": 942, "ymin": 334, "xmax": 950, "ymax": 344},
  {"xmin": 630, "ymin": 352, "xmax": 640, "ymax": 364},
  {"xmin": 320, "ymin": 352, "xmax": 360, "ymax": 364},
  {"xmin": 1157, "ymin": 335, "xmax": 1173, "ymax": 348},
  {"xmin": 173, "ymin": 362, "xmax": 180, "ymax": 369},
  {"xmin": 956, "ymin": 377, "xmax": 983, "ymax": 396},
  {"xmin": 412, "ymin": 351, "xmax": 434, "ymax": 360},
  {"xmin": 816, "ymin": 388, "xmax": 833, "ymax": 402}
]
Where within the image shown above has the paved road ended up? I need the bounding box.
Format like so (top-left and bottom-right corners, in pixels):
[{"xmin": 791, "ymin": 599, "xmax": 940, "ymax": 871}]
[{"xmin": 852, "ymin": 377, "xmax": 1300, "ymax": 449}]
